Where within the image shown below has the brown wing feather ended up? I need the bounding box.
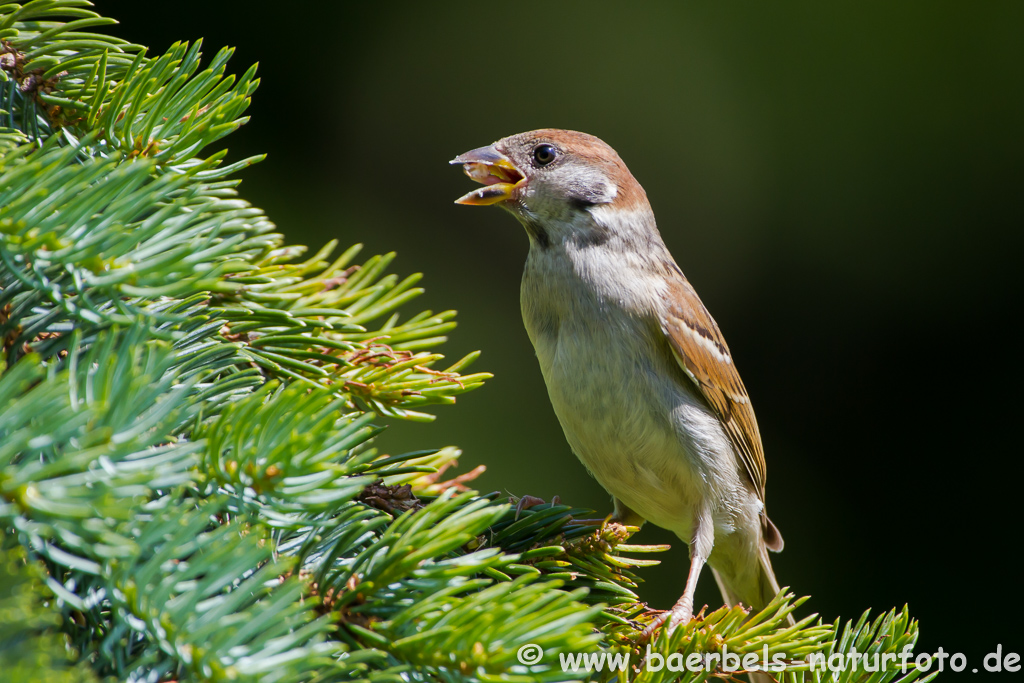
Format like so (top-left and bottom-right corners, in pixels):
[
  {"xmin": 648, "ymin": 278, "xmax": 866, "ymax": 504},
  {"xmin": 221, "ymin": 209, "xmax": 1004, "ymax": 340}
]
[{"xmin": 660, "ymin": 273, "xmax": 767, "ymax": 504}]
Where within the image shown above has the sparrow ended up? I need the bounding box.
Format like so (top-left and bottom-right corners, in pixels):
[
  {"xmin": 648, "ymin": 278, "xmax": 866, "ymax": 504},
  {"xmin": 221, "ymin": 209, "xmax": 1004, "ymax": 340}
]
[{"xmin": 451, "ymin": 129, "xmax": 787, "ymax": 638}]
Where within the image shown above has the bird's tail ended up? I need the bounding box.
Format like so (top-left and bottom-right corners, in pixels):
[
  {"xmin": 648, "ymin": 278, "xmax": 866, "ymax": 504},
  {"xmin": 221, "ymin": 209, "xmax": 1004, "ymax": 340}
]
[
  {"xmin": 710, "ymin": 541, "xmax": 794, "ymax": 625},
  {"xmin": 711, "ymin": 542, "xmax": 793, "ymax": 683}
]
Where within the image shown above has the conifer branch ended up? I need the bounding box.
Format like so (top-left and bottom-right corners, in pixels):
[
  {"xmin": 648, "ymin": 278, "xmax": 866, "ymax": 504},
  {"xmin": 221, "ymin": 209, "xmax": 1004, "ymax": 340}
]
[{"xmin": 0, "ymin": 3, "xmax": 937, "ymax": 682}]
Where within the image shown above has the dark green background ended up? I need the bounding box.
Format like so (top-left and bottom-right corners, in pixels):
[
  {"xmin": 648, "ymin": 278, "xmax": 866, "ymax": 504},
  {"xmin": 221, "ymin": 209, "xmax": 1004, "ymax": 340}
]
[{"xmin": 106, "ymin": 1, "xmax": 1022, "ymax": 676}]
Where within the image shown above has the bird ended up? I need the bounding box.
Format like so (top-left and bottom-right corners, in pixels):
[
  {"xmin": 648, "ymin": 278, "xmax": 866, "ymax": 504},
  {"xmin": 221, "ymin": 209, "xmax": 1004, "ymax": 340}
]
[{"xmin": 450, "ymin": 129, "xmax": 788, "ymax": 639}]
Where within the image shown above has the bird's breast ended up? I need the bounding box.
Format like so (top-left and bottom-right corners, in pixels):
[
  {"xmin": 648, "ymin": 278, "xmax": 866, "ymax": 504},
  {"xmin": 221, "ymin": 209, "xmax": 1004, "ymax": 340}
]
[{"xmin": 519, "ymin": 245, "xmax": 734, "ymax": 534}]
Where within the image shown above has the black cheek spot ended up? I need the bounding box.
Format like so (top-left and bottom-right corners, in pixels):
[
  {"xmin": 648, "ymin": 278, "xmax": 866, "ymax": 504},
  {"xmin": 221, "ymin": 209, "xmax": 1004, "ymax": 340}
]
[
  {"xmin": 568, "ymin": 196, "xmax": 597, "ymax": 211},
  {"xmin": 534, "ymin": 226, "xmax": 550, "ymax": 249},
  {"xmin": 526, "ymin": 221, "xmax": 550, "ymax": 248}
]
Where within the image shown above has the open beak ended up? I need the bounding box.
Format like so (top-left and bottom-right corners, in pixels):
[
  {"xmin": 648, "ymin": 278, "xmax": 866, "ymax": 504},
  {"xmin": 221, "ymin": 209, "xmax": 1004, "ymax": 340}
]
[{"xmin": 449, "ymin": 145, "xmax": 525, "ymax": 206}]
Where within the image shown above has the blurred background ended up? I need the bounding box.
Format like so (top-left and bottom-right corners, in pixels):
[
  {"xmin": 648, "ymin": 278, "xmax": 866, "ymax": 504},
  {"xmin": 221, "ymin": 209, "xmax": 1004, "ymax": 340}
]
[{"xmin": 107, "ymin": 1, "xmax": 1022, "ymax": 676}]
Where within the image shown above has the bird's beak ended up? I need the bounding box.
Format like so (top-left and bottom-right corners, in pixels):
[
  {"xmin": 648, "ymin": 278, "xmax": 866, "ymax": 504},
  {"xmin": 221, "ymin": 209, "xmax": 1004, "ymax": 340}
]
[{"xmin": 449, "ymin": 145, "xmax": 525, "ymax": 206}]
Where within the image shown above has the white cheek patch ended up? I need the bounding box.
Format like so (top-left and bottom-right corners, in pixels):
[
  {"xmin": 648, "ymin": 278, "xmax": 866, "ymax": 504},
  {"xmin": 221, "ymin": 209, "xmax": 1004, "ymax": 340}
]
[
  {"xmin": 590, "ymin": 205, "xmax": 654, "ymax": 239},
  {"xmin": 599, "ymin": 179, "xmax": 618, "ymax": 202},
  {"xmin": 569, "ymin": 166, "xmax": 618, "ymax": 204}
]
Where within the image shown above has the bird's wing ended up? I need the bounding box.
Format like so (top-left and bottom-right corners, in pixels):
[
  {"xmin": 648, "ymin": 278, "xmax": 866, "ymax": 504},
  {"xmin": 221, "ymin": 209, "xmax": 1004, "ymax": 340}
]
[{"xmin": 660, "ymin": 272, "xmax": 767, "ymax": 504}]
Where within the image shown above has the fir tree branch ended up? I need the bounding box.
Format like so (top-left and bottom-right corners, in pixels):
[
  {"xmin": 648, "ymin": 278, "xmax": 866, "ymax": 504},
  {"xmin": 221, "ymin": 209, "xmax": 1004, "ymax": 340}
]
[{"xmin": 0, "ymin": 4, "xmax": 938, "ymax": 682}]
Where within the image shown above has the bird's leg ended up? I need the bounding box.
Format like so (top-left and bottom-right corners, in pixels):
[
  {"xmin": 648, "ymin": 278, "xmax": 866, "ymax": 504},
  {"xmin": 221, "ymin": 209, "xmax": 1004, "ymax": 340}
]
[
  {"xmin": 569, "ymin": 497, "xmax": 645, "ymax": 527},
  {"xmin": 640, "ymin": 510, "xmax": 714, "ymax": 641},
  {"xmin": 573, "ymin": 497, "xmax": 646, "ymax": 527},
  {"xmin": 611, "ymin": 498, "xmax": 646, "ymax": 527}
]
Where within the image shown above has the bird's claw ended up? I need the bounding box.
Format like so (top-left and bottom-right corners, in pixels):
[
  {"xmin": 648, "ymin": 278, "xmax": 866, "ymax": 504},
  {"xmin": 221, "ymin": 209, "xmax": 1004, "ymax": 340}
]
[{"xmin": 638, "ymin": 606, "xmax": 693, "ymax": 643}]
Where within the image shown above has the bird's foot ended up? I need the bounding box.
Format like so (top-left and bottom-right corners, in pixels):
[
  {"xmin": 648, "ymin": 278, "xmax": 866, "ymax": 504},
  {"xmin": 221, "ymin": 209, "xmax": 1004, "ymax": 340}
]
[
  {"xmin": 572, "ymin": 509, "xmax": 634, "ymax": 526},
  {"xmin": 508, "ymin": 496, "xmax": 629, "ymax": 533},
  {"xmin": 510, "ymin": 494, "xmax": 561, "ymax": 519},
  {"xmin": 638, "ymin": 604, "xmax": 693, "ymax": 643}
]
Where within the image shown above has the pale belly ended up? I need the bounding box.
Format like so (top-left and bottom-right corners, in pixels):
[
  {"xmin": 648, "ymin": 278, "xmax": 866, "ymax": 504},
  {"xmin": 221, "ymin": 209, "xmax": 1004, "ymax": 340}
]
[
  {"xmin": 530, "ymin": 314, "xmax": 738, "ymax": 540},
  {"xmin": 520, "ymin": 242, "xmax": 758, "ymax": 545}
]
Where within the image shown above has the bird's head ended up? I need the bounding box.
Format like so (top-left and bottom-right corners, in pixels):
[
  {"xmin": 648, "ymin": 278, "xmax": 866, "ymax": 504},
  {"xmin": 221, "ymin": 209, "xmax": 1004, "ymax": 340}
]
[{"xmin": 451, "ymin": 129, "xmax": 653, "ymax": 245}]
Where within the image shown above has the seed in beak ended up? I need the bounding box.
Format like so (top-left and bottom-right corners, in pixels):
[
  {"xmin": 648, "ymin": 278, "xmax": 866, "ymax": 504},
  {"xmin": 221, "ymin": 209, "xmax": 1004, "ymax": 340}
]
[{"xmin": 464, "ymin": 162, "xmax": 493, "ymax": 183}]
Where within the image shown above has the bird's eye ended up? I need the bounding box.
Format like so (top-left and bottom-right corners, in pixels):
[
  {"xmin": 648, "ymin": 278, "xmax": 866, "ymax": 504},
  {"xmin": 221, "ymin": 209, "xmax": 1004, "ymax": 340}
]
[{"xmin": 533, "ymin": 143, "xmax": 558, "ymax": 166}]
